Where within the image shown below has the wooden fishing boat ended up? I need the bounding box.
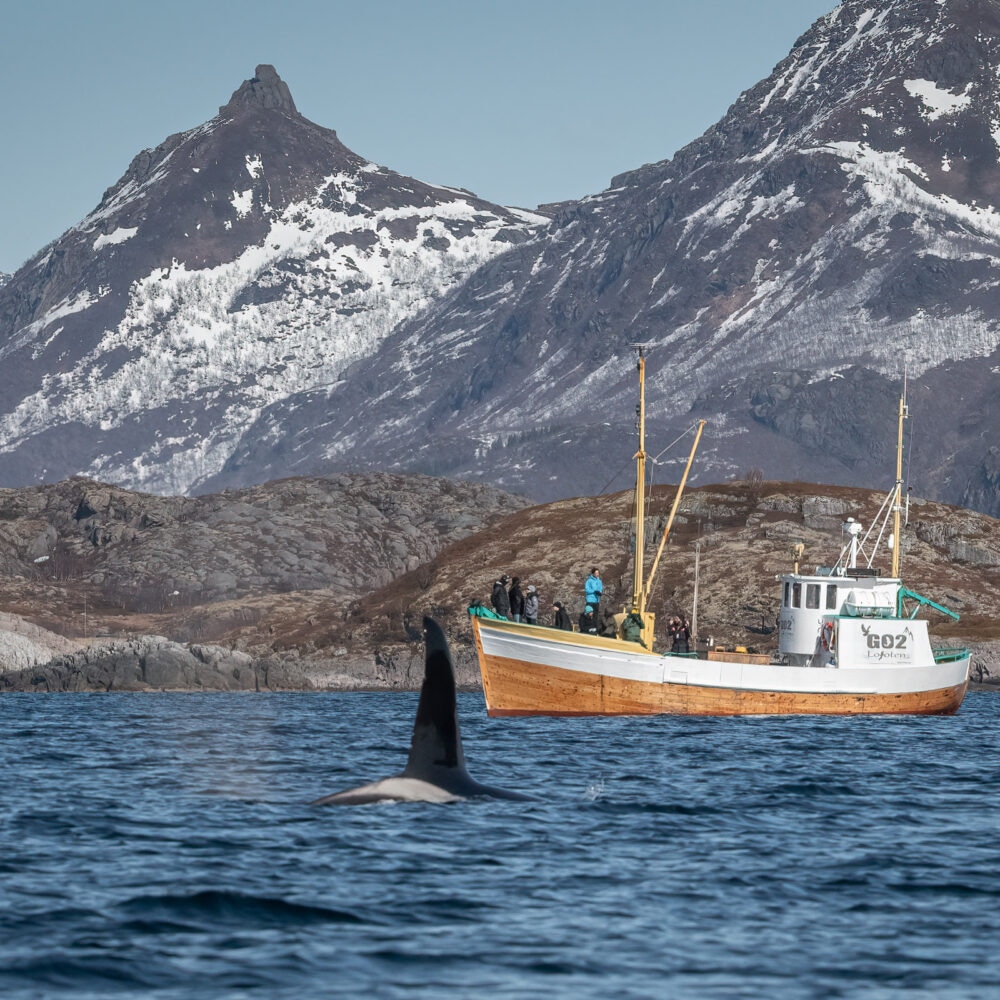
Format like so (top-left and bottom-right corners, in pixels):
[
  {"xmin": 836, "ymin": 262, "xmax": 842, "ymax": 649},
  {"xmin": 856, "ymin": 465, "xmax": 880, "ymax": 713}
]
[{"xmin": 473, "ymin": 349, "xmax": 970, "ymax": 716}]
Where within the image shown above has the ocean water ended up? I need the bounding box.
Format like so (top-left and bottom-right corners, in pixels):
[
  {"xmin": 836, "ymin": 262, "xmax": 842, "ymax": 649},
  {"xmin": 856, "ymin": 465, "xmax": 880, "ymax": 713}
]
[{"xmin": 1, "ymin": 691, "xmax": 998, "ymax": 1000}]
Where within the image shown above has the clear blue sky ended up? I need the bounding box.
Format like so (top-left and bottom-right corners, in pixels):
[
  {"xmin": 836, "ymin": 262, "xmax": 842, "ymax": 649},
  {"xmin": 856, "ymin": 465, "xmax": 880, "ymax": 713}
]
[{"xmin": 0, "ymin": 0, "xmax": 835, "ymax": 274}]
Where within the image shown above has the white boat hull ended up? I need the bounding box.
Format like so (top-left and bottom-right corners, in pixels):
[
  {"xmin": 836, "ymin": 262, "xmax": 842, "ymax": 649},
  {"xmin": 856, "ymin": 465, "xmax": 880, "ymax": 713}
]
[{"xmin": 472, "ymin": 619, "xmax": 970, "ymax": 717}]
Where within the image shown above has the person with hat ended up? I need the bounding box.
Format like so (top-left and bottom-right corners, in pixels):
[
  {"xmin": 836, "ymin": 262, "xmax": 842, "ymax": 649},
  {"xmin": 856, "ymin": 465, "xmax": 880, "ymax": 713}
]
[
  {"xmin": 578, "ymin": 604, "xmax": 598, "ymax": 635},
  {"xmin": 491, "ymin": 574, "xmax": 512, "ymax": 619},
  {"xmin": 552, "ymin": 601, "xmax": 572, "ymax": 630},
  {"xmin": 523, "ymin": 585, "xmax": 539, "ymax": 625},
  {"xmin": 584, "ymin": 568, "xmax": 603, "ymax": 621}
]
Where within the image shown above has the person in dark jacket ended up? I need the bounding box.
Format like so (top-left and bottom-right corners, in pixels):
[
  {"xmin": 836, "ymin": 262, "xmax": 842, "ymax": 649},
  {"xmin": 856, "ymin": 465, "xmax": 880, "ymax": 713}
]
[
  {"xmin": 668, "ymin": 615, "xmax": 691, "ymax": 654},
  {"xmin": 491, "ymin": 574, "xmax": 511, "ymax": 619},
  {"xmin": 523, "ymin": 585, "xmax": 539, "ymax": 625},
  {"xmin": 552, "ymin": 601, "xmax": 573, "ymax": 630},
  {"xmin": 578, "ymin": 604, "xmax": 598, "ymax": 635},
  {"xmin": 508, "ymin": 576, "xmax": 525, "ymax": 622}
]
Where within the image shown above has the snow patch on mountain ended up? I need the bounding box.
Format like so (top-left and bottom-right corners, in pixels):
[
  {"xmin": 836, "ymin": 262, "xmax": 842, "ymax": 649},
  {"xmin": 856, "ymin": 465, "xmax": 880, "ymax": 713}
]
[
  {"xmin": 0, "ymin": 289, "xmax": 103, "ymax": 362},
  {"xmin": 825, "ymin": 141, "xmax": 1000, "ymax": 244},
  {"xmin": 903, "ymin": 79, "xmax": 973, "ymax": 120},
  {"xmin": 231, "ymin": 189, "xmax": 254, "ymax": 217},
  {"xmin": 93, "ymin": 227, "xmax": 138, "ymax": 250}
]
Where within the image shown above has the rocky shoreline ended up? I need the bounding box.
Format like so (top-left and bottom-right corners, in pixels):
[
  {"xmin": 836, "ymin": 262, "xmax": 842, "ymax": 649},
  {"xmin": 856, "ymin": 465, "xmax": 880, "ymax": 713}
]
[{"xmin": 0, "ymin": 630, "xmax": 484, "ymax": 693}]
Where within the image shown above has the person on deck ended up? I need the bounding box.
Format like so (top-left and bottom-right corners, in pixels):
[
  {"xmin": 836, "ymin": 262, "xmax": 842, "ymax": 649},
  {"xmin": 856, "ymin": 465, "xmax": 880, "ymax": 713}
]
[
  {"xmin": 508, "ymin": 576, "xmax": 525, "ymax": 623},
  {"xmin": 578, "ymin": 604, "xmax": 598, "ymax": 635},
  {"xmin": 585, "ymin": 568, "xmax": 603, "ymax": 619},
  {"xmin": 679, "ymin": 616, "xmax": 692, "ymax": 653},
  {"xmin": 622, "ymin": 611, "xmax": 646, "ymax": 646},
  {"xmin": 491, "ymin": 575, "xmax": 512, "ymax": 620},
  {"xmin": 669, "ymin": 615, "xmax": 691, "ymax": 654},
  {"xmin": 523, "ymin": 585, "xmax": 539, "ymax": 625},
  {"xmin": 552, "ymin": 601, "xmax": 573, "ymax": 631}
]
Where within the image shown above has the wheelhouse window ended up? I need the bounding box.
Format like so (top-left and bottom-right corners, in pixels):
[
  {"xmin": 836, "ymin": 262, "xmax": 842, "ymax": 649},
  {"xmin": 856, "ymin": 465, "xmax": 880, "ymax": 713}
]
[
  {"xmin": 806, "ymin": 584, "xmax": 820, "ymax": 609},
  {"xmin": 792, "ymin": 582, "xmax": 802, "ymax": 608},
  {"xmin": 826, "ymin": 584, "xmax": 838, "ymax": 610},
  {"xmin": 783, "ymin": 582, "xmax": 791, "ymax": 607}
]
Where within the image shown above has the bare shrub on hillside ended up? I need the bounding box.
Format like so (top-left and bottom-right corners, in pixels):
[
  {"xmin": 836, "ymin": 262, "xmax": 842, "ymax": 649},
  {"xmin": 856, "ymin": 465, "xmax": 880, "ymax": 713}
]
[{"xmin": 740, "ymin": 468, "xmax": 765, "ymax": 509}]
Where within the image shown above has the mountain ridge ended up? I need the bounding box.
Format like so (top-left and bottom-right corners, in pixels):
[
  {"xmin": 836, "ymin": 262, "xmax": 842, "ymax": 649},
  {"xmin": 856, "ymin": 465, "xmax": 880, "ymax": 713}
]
[
  {"xmin": 0, "ymin": 65, "xmax": 546, "ymax": 494},
  {"xmin": 205, "ymin": 0, "xmax": 1000, "ymax": 511},
  {"xmin": 4, "ymin": 5, "xmax": 1000, "ymax": 516}
]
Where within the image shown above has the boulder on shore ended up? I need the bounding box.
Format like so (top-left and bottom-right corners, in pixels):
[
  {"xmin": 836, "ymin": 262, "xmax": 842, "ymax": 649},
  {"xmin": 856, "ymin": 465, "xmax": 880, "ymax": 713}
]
[
  {"xmin": 0, "ymin": 637, "xmax": 310, "ymax": 692},
  {"xmin": 0, "ymin": 612, "xmax": 82, "ymax": 673},
  {"xmin": 0, "ymin": 630, "xmax": 56, "ymax": 673}
]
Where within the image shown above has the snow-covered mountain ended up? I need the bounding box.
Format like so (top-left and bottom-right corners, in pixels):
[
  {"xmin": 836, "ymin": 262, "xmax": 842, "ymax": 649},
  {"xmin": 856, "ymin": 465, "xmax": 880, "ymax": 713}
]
[
  {"xmin": 0, "ymin": 66, "xmax": 545, "ymax": 494},
  {"xmin": 201, "ymin": 0, "xmax": 1000, "ymax": 514},
  {"xmin": 6, "ymin": 2, "xmax": 1000, "ymax": 517}
]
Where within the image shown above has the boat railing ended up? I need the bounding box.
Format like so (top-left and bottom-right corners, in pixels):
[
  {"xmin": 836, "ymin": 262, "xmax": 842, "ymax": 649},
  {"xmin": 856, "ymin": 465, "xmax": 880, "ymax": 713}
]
[{"xmin": 932, "ymin": 646, "xmax": 970, "ymax": 664}]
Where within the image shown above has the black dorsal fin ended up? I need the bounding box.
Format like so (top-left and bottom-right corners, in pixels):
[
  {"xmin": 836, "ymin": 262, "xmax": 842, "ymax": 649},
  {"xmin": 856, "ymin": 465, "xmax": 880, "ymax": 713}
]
[
  {"xmin": 312, "ymin": 616, "xmax": 533, "ymax": 804},
  {"xmin": 402, "ymin": 617, "xmax": 468, "ymax": 785}
]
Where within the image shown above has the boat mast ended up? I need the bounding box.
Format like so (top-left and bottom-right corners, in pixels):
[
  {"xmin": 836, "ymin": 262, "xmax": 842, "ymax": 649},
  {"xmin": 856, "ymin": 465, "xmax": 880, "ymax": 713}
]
[
  {"xmin": 892, "ymin": 389, "xmax": 907, "ymax": 579},
  {"xmin": 630, "ymin": 345, "xmax": 648, "ymax": 614},
  {"xmin": 626, "ymin": 344, "xmax": 706, "ymax": 617}
]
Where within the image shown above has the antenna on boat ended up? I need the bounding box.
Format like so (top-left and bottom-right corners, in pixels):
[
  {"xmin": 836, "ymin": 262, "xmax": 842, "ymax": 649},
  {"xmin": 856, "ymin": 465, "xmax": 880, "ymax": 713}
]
[
  {"xmin": 902, "ymin": 364, "xmax": 913, "ymax": 529},
  {"xmin": 891, "ymin": 384, "xmax": 908, "ymax": 580}
]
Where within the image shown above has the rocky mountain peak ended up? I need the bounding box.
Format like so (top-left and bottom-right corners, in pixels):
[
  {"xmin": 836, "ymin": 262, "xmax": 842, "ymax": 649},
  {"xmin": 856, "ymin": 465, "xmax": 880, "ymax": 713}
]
[
  {"xmin": 209, "ymin": 0, "xmax": 1000, "ymax": 515},
  {"xmin": 0, "ymin": 60, "xmax": 546, "ymax": 498},
  {"xmin": 221, "ymin": 64, "xmax": 298, "ymax": 114}
]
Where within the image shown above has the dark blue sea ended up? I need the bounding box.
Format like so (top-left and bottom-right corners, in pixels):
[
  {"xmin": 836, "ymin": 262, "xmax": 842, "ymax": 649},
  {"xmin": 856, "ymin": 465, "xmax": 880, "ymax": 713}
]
[{"xmin": 1, "ymin": 691, "xmax": 999, "ymax": 999}]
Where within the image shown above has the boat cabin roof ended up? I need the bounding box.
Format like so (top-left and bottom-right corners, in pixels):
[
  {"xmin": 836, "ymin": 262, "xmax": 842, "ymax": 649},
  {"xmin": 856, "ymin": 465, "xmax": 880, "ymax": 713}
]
[{"xmin": 780, "ymin": 568, "xmax": 900, "ymax": 585}]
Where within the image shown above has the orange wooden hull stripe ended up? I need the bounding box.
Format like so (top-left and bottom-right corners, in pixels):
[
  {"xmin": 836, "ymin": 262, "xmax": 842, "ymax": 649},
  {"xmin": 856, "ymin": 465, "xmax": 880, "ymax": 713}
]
[{"xmin": 479, "ymin": 652, "xmax": 968, "ymax": 717}]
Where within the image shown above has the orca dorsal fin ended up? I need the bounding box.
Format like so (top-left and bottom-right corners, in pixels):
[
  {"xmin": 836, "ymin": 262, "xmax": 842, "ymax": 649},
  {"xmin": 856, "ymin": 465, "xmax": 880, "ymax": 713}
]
[
  {"xmin": 402, "ymin": 617, "xmax": 468, "ymax": 784},
  {"xmin": 311, "ymin": 616, "xmax": 533, "ymax": 804}
]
